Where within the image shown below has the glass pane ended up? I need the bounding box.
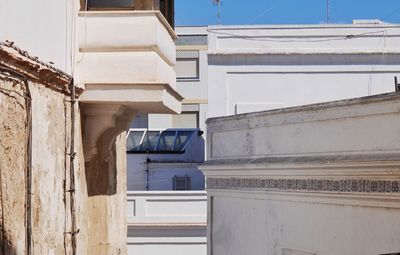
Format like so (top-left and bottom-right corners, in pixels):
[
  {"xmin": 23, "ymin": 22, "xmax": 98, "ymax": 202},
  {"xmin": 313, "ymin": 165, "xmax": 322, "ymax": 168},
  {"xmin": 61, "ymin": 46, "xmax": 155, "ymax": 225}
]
[
  {"xmin": 87, "ymin": 0, "xmax": 134, "ymax": 9},
  {"xmin": 126, "ymin": 131, "xmax": 144, "ymax": 151},
  {"xmin": 157, "ymin": 131, "xmax": 176, "ymax": 151},
  {"xmin": 173, "ymin": 176, "xmax": 191, "ymax": 191},
  {"xmin": 139, "ymin": 131, "xmax": 161, "ymax": 151},
  {"xmin": 174, "ymin": 131, "xmax": 194, "ymax": 151}
]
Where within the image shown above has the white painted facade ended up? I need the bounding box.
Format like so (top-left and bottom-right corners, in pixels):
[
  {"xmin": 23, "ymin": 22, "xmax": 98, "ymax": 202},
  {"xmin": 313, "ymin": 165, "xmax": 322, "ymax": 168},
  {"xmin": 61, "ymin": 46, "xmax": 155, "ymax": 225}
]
[
  {"xmin": 127, "ymin": 191, "xmax": 207, "ymax": 255},
  {"xmin": 207, "ymin": 22, "xmax": 400, "ymax": 118},
  {"xmin": 0, "ymin": 0, "xmax": 74, "ymax": 73},
  {"xmin": 126, "ymin": 128, "xmax": 205, "ymax": 191},
  {"xmin": 126, "ymin": 26, "xmax": 208, "ymax": 255},
  {"xmin": 132, "ymin": 26, "xmax": 209, "ymax": 131},
  {"xmin": 200, "ymin": 92, "xmax": 400, "ymax": 255}
]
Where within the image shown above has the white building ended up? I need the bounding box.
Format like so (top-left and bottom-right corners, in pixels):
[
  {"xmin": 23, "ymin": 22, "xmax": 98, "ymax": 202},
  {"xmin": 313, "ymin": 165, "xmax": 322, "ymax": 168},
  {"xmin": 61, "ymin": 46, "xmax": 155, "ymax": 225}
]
[
  {"xmin": 125, "ymin": 26, "xmax": 209, "ymax": 255},
  {"xmin": 2, "ymin": 0, "xmax": 182, "ymax": 254},
  {"xmin": 200, "ymin": 92, "xmax": 400, "ymax": 255},
  {"xmin": 125, "ymin": 21, "xmax": 400, "ymax": 255},
  {"xmin": 207, "ymin": 21, "xmax": 400, "ymax": 117},
  {"xmin": 131, "ymin": 25, "xmax": 209, "ymax": 131},
  {"xmin": 199, "ymin": 20, "xmax": 400, "ymax": 255},
  {"xmin": 126, "ymin": 128, "xmax": 205, "ymax": 191}
]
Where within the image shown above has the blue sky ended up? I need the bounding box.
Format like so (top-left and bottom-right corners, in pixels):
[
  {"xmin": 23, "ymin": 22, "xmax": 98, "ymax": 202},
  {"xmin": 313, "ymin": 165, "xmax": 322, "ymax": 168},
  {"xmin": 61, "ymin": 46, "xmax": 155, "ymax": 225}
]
[{"xmin": 175, "ymin": 0, "xmax": 400, "ymax": 26}]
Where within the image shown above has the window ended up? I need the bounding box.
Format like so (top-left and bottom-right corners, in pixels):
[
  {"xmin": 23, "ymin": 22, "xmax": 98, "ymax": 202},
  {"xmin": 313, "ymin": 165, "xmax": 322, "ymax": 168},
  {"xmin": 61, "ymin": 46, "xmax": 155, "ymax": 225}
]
[
  {"xmin": 87, "ymin": 0, "xmax": 135, "ymax": 10},
  {"xmin": 84, "ymin": 0, "xmax": 174, "ymax": 28},
  {"xmin": 126, "ymin": 130, "xmax": 144, "ymax": 151},
  {"xmin": 173, "ymin": 175, "xmax": 191, "ymax": 190},
  {"xmin": 139, "ymin": 131, "xmax": 161, "ymax": 151},
  {"xmin": 174, "ymin": 131, "xmax": 193, "ymax": 151},
  {"xmin": 176, "ymin": 51, "xmax": 200, "ymax": 80},
  {"xmin": 126, "ymin": 129, "xmax": 198, "ymax": 153},
  {"xmin": 157, "ymin": 131, "xmax": 176, "ymax": 151},
  {"xmin": 159, "ymin": 0, "xmax": 175, "ymax": 28},
  {"xmin": 172, "ymin": 112, "xmax": 199, "ymax": 128}
]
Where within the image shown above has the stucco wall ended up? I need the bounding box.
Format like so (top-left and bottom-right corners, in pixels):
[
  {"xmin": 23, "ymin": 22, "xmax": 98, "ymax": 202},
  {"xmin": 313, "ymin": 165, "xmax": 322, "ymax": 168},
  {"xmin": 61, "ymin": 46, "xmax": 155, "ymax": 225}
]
[
  {"xmin": 0, "ymin": 77, "xmax": 28, "ymax": 254},
  {"xmin": 201, "ymin": 93, "xmax": 400, "ymax": 255},
  {"xmin": 0, "ymin": 0, "xmax": 74, "ymax": 73},
  {"xmin": 207, "ymin": 24, "xmax": 400, "ymax": 118},
  {"xmin": 212, "ymin": 195, "xmax": 400, "ymax": 255},
  {"xmin": 0, "ymin": 76, "xmax": 89, "ymax": 254}
]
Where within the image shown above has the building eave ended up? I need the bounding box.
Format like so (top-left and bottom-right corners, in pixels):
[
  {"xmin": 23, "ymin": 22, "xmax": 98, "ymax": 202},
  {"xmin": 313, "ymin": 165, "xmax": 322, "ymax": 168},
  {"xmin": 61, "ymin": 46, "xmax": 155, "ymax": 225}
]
[{"xmin": 0, "ymin": 42, "xmax": 84, "ymax": 97}]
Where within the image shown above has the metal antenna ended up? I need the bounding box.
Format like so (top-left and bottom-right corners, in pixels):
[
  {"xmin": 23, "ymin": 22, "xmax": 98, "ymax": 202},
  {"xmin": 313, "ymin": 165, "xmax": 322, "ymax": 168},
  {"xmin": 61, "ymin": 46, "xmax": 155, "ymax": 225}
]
[
  {"xmin": 213, "ymin": 0, "xmax": 222, "ymax": 25},
  {"xmin": 327, "ymin": 0, "xmax": 330, "ymax": 24}
]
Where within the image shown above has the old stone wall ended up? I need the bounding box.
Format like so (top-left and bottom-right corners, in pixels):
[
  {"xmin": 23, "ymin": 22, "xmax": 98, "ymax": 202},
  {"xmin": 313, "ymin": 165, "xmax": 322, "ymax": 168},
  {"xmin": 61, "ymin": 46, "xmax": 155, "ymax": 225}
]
[
  {"xmin": 0, "ymin": 75, "xmax": 89, "ymax": 255},
  {"xmin": 0, "ymin": 76, "xmax": 27, "ymax": 254}
]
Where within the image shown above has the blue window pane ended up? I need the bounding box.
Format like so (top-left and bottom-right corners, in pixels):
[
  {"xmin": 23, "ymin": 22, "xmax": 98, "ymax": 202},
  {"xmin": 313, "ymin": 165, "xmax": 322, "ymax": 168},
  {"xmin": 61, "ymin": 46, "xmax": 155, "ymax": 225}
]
[
  {"xmin": 126, "ymin": 131, "xmax": 144, "ymax": 151},
  {"xmin": 139, "ymin": 131, "xmax": 161, "ymax": 151},
  {"xmin": 174, "ymin": 131, "xmax": 194, "ymax": 151},
  {"xmin": 157, "ymin": 131, "xmax": 176, "ymax": 151}
]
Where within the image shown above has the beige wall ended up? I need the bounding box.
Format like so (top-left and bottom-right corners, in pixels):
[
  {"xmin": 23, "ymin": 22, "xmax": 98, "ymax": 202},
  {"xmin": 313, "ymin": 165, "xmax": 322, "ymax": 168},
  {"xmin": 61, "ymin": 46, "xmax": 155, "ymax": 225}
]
[
  {"xmin": 0, "ymin": 77, "xmax": 28, "ymax": 254},
  {"xmin": 0, "ymin": 71, "xmax": 128, "ymax": 254},
  {"xmin": 0, "ymin": 76, "xmax": 90, "ymax": 254}
]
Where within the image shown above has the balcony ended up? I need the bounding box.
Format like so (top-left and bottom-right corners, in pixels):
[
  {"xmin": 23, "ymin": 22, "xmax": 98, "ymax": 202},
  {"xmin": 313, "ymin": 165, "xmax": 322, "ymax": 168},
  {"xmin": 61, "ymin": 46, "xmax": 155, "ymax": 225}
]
[
  {"xmin": 77, "ymin": 11, "xmax": 176, "ymax": 67},
  {"xmin": 75, "ymin": 10, "xmax": 182, "ymax": 162},
  {"xmin": 76, "ymin": 11, "xmax": 179, "ymax": 111}
]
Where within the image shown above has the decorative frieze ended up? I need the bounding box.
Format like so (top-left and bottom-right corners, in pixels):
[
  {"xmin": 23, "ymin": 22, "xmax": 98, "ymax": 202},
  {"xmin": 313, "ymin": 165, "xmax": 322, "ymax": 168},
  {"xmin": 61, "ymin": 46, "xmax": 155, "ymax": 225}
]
[{"xmin": 206, "ymin": 177, "xmax": 400, "ymax": 193}]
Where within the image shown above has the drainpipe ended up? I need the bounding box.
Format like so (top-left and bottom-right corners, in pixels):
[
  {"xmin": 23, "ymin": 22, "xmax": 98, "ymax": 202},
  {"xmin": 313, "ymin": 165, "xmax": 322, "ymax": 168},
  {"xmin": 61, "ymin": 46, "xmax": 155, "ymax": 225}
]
[
  {"xmin": 68, "ymin": 79, "xmax": 78, "ymax": 255},
  {"xmin": 0, "ymin": 64, "xmax": 32, "ymax": 255}
]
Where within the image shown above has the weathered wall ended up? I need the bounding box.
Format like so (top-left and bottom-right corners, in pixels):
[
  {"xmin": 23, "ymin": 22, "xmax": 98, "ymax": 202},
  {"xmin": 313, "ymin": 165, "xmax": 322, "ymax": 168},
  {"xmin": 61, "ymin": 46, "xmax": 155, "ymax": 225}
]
[
  {"xmin": 0, "ymin": 75, "xmax": 90, "ymax": 254},
  {"xmin": 85, "ymin": 132, "xmax": 127, "ymax": 255},
  {"xmin": 0, "ymin": 77, "xmax": 27, "ymax": 254}
]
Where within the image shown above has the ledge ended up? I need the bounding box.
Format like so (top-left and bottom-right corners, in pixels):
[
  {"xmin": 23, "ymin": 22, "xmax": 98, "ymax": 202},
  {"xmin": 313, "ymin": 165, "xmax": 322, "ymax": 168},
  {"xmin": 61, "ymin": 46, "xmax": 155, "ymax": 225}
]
[
  {"xmin": 127, "ymin": 222, "xmax": 207, "ymax": 228},
  {"xmin": 79, "ymin": 83, "xmax": 183, "ymax": 114},
  {"xmin": 206, "ymin": 92, "xmax": 400, "ymax": 124},
  {"xmin": 208, "ymin": 50, "xmax": 400, "ymax": 56},
  {"xmin": 78, "ymin": 10, "xmax": 177, "ymax": 39}
]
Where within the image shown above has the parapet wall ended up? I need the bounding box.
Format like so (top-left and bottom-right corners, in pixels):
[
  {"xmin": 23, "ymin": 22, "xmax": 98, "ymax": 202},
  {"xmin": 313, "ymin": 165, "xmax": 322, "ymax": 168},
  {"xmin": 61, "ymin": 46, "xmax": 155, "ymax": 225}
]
[{"xmin": 201, "ymin": 92, "xmax": 400, "ymax": 255}]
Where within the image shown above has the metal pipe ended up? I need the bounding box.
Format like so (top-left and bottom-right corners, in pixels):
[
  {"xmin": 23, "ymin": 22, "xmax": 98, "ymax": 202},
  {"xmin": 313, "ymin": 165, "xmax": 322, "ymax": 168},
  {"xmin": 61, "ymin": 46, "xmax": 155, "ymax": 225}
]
[
  {"xmin": 68, "ymin": 79, "xmax": 78, "ymax": 255},
  {"xmin": 0, "ymin": 64, "xmax": 32, "ymax": 255}
]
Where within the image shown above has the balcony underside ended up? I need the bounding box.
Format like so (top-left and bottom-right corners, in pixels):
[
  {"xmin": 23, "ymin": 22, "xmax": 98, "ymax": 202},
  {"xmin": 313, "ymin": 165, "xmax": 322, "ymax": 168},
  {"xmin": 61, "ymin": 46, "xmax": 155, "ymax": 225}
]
[{"xmin": 80, "ymin": 83, "xmax": 182, "ymax": 114}]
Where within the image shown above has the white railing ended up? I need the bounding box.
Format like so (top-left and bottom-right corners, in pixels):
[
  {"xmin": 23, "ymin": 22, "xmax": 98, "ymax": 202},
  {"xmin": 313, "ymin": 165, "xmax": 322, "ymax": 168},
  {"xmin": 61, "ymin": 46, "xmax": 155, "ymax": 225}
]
[{"xmin": 127, "ymin": 191, "xmax": 207, "ymax": 227}]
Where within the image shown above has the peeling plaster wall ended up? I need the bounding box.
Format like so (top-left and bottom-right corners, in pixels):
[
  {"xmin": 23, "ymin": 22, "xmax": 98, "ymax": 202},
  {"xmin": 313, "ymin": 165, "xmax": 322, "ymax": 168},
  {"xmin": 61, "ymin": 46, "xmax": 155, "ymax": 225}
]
[
  {"xmin": 0, "ymin": 78, "xmax": 27, "ymax": 255},
  {"xmin": 0, "ymin": 77, "xmax": 89, "ymax": 255}
]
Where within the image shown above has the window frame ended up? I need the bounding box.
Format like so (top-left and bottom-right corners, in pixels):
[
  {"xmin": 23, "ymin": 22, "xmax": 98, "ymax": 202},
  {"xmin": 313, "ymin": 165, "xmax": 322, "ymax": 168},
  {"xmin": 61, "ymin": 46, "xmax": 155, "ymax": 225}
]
[
  {"xmin": 85, "ymin": 0, "xmax": 135, "ymax": 11},
  {"xmin": 172, "ymin": 175, "xmax": 191, "ymax": 191},
  {"xmin": 176, "ymin": 58, "xmax": 200, "ymax": 81},
  {"xmin": 126, "ymin": 128, "xmax": 198, "ymax": 154},
  {"xmin": 171, "ymin": 111, "xmax": 199, "ymax": 129}
]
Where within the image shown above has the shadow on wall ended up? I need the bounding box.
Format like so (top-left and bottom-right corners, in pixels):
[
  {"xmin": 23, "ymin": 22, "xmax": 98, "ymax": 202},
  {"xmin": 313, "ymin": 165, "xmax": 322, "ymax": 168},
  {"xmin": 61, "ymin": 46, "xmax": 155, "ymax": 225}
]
[
  {"xmin": 84, "ymin": 130, "xmax": 118, "ymax": 197},
  {"xmin": 0, "ymin": 229, "xmax": 17, "ymax": 255}
]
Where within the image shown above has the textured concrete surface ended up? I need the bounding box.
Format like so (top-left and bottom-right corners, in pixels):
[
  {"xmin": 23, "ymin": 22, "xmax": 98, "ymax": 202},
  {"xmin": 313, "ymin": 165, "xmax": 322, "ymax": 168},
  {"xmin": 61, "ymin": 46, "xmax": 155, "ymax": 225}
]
[
  {"xmin": 0, "ymin": 77, "xmax": 27, "ymax": 255},
  {"xmin": 0, "ymin": 76, "xmax": 88, "ymax": 255},
  {"xmin": 201, "ymin": 92, "xmax": 400, "ymax": 255}
]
